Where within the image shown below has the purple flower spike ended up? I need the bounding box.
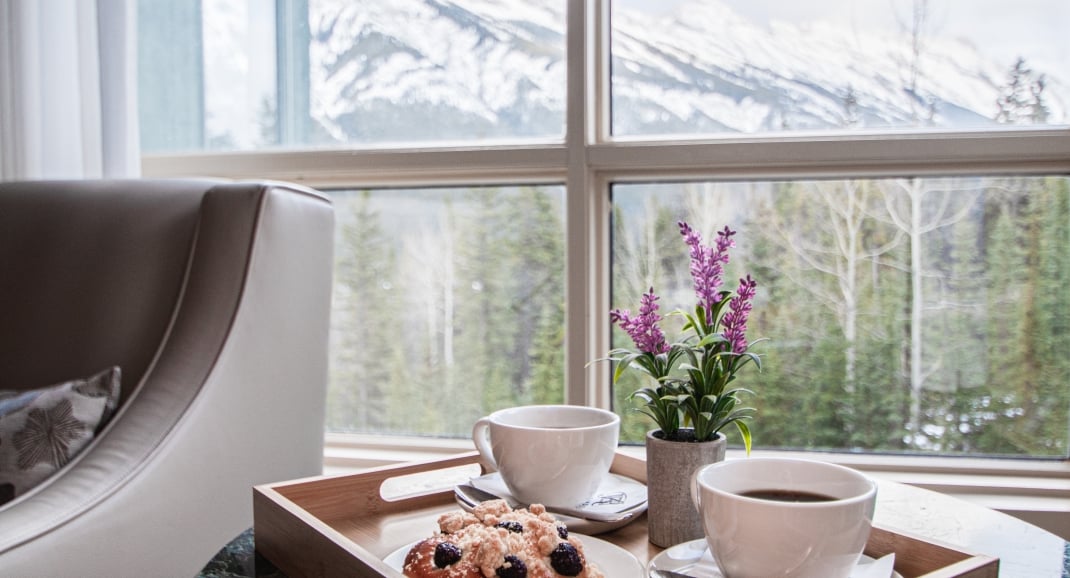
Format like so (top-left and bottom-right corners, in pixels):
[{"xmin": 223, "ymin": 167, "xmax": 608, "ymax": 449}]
[
  {"xmin": 716, "ymin": 226, "xmax": 736, "ymax": 255},
  {"xmin": 679, "ymin": 221, "xmax": 736, "ymax": 323},
  {"xmin": 611, "ymin": 288, "xmax": 669, "ymax": 354},
  {"xmin": 722, "ymin": 275, "xmax": 757, "ymax": 353}
]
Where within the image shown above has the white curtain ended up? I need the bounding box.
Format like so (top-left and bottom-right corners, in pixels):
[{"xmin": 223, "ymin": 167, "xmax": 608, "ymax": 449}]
[{"xmin": 0, "ymin": 0, "xmax": 139, "ymax": 181}]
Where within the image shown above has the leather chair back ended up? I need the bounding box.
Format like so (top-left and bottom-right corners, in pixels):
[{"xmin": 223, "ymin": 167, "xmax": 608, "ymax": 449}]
[{"xmin": 0, "ymin": 179, "xmax": 211, "ymax": 402}]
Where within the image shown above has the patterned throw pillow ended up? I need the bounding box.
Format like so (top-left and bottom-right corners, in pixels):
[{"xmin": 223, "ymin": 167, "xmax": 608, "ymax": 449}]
[{"xmin": 0, "ymin": 367, "xmax": 121, "ymax": 506}]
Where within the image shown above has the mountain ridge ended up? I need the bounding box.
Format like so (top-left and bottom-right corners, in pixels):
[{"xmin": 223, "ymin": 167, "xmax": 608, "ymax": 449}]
[{"xmin": 214, "ymin": 0, "xmax": 1068, "ymax": 147}]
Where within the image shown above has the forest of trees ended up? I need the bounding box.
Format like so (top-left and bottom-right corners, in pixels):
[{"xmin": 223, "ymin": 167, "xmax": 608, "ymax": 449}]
[
  {"xmin": 327, "ymin": 187, "xmax": 568, "ymax": 437},
  {"xmin": 325, "ymin": 174, "xmax": 1069, "ymax": 458}
]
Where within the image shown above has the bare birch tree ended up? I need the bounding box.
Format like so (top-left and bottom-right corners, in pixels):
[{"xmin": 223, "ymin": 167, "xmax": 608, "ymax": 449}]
[
  {"xmin": 878, "ymin": 178, "xmax": 980, "ymax": 442},
  {"xmin": 894, "ymin": 0, "xmax": 939, "ymax": 125},
  {"xmin": 771, "ymin": 181, "xmax": 902, "ymax": 397}
]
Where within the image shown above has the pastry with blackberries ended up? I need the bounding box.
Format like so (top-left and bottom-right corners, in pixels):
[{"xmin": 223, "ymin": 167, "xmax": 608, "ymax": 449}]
[{"xmin": 402, "ymin": 499, "xmax": 604, "ymax": 578}]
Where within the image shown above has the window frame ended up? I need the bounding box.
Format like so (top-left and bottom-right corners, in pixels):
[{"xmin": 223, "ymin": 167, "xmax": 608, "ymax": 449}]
[{"xmin": 142, "ymin": 0, "xmax": 1070, "ymax": 508}]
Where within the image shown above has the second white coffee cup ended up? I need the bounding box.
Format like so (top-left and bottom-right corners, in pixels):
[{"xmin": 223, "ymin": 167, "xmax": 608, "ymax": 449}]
[
  {"xmin": 471, "ymin": 404, "xmax": 620, "ymax": 508},
  {"xmin": 691, "ymin": 457, "xmax": 877, "ymax": 578}
]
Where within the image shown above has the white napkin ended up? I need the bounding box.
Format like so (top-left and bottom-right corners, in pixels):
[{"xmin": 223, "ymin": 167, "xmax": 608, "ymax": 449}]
[{"xmin": 851, "ymin": 553, "xmax": 896, "ymax": 578}]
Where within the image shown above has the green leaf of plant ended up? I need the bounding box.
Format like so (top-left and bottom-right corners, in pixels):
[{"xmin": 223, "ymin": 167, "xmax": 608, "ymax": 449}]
[{"xmin": 735, "ymin": 420, "xmax": 752, "ymax": 455}]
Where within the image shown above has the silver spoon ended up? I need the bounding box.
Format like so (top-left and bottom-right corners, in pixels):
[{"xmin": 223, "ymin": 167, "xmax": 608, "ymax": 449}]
[
  {"xmin": 454, "ymin": 483, "xmax": 641, "ymax": 524},
  {"xmin": 649, "ymin": 571, "xmax": 697, "ymax": 578}
]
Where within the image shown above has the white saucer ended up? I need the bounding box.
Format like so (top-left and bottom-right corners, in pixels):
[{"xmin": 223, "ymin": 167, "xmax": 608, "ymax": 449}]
[
  {"xmin": 384, "ymin": 533, "xmax": 644, "ymax": 577},
  {"xmin": 648, "ymin": 539, "xmax": 903, "ymax": 578},
  {"xmin": 461, "ymin": 472, "xmax": 648, "ymax": 534}
]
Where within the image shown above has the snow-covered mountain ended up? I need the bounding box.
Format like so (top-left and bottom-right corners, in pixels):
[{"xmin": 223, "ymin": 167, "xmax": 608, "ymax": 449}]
[
  {"xmin": 308, "ymin": 0, "xmax": 566, "ymax": 142},
  {"xmin": 215, "ymin": 0, "xmax": 1068, "ymax": 147},
  {"xmin": 609, "ymin": 0, "xmax": 1064, "ymax": 133}
]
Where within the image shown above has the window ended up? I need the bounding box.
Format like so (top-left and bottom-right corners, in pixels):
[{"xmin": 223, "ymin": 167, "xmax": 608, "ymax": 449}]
[
  {"xmin": 612, "ymin": 177, "xmax": 1069, "ymax": 455},
  {"xmin": 140, "ymin": 0, "xmax": 567, "ymax": 152},
  {"xmin": 139, "ymin": 0, "xmax": 1070, "ymax": 459}
]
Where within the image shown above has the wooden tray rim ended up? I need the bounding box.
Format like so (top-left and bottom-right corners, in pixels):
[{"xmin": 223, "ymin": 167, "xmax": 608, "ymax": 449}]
[{"xmin": 253, "ymin": 450, "xmax": 999, "ymax": 578}]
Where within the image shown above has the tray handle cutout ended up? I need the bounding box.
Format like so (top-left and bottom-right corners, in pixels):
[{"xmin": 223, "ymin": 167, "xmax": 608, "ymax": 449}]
[{"xmin": 380, "ymin": 462, "xmax": 483, "ymax": 502}]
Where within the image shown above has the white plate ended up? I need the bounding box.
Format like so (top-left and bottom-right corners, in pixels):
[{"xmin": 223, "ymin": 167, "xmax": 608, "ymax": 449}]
[
  {"xmin": 648, "ymin": 539, "xmax": 903, "ymax": 578},
  {"xmin": 384, "ymin": 533, "xmax": 644, "ymax": 577},
  {"xmin": 462, "ymin": 472, "xmax": 648, "ymax": 535}
]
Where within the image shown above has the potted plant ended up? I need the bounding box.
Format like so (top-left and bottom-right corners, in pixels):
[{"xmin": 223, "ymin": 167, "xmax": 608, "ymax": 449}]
[{"xmin": 607, "ymin": 221, "xmax": 762, "ymax": 547}]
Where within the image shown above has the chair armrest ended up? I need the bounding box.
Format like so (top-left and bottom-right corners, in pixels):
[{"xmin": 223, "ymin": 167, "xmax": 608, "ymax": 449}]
[{"xmin": 0, "ymin": 181, "xmax": 334, "ymax": 576}]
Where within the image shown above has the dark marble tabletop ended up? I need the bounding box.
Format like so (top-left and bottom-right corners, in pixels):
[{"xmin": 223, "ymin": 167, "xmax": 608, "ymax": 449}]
[{"xmin": 197, "ymin": 528, "xmax": 285, "ymax": 578}]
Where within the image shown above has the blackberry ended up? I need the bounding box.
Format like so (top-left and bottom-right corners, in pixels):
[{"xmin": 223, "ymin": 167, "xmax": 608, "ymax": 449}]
[
  {"xmin": 556, "ymin": 526, "xmax": 569, "ymax": 539},
  {"xmin": 433, "ymin": 542, "xmax": 462, "ymax": 568},
  {"xmin": 496, "ymin": 520, "xmax": 524, "ymax": 533},
  {"xmin": 549, "ymin": 542, "xmax": 583, "ymax": 576},
  {"xmin": 495, "ymin": 554, "xmax": 527, "ymax": 578}
]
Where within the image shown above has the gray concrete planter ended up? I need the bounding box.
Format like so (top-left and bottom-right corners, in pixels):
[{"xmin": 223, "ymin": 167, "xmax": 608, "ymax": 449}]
[{"xmin": 645, "ymin": 429, "xmax": 727, "ymax": 548}]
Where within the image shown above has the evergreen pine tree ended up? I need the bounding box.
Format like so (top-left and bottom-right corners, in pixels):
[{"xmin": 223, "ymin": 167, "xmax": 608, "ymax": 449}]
[
  {"xmin": 453, "ymin": 188, "xmax": 514, "ymax": 428},
  {"xmin": 502, "ymin": 187, "xmax": 566, "ymax": 406},
  {"xmin": 1030, "ymin": 178, "xmax": 1069, "ymax": 455},
  {"xmin": 996, "ymin": 58, "xmax": 1050, "ymax": 125},
  {"xmin": 327, "ymin": 191, "xmax": 398, "ymax": 432},
  {"xmin": 979, "ymin": 181, "xmax": 1031, "ymax": 453}
]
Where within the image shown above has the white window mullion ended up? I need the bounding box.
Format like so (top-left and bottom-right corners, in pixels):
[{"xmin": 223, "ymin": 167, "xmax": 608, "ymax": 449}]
[
  {"xmin": 589, "ymin": 130, "xmax": 1070, "ymax": 181},
  {"xmin": 564, "ymin": 0, "xmax": 592, "ymax": 407},
  {"xmin": 141, "ymin": 143, "xmax": 568, "ymax": 189},
  {"xmin": 587, "ymin": 0, "xmax": 613, "ymax": 410},
  {"xmin": 565, "ymin": 0, "xmax": 614, "ymax": 409}
]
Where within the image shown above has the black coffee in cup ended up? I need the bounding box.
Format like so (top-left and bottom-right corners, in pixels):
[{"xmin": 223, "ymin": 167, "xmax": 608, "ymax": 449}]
[{"xmin": 739, "ymin": 489, "xmax": 836, "ymax": 502}]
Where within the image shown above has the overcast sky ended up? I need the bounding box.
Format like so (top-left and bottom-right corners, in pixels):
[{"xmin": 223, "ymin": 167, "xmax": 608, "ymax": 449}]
[{"xmin": 613, "ymin": 0, "xmax": 1068, "ymax": 81}]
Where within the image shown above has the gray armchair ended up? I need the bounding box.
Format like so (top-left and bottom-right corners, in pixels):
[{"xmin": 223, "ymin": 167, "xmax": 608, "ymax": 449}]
[{"xmin": 0, "ymin": 179, "xmax": 333, "ymax": 576}]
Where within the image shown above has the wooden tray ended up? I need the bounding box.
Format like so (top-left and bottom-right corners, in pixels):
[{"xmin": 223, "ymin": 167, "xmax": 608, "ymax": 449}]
[{"xmin": 253, "ymin": 451, "xmax": 999, "ymax": 577}]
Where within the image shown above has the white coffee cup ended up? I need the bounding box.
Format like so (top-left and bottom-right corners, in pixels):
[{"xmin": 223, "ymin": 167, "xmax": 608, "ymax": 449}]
[
  {"xmin": 691, "ymin": 457, "xmax": 877, "ymax": 578},
  {"xmin": 471, "ymin": 405, "xmax": 620, "ymax": 508}
]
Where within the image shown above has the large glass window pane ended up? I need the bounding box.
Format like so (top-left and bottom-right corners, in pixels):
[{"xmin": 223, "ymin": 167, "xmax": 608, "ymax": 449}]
[
  {"xmin": 611, "ymin": 176, "xmax": 1070, "ymax": 457},
  {"xmin": 138, "ymin": 0, "xmax": 566, "ymax": 154},
  {"xmin": 611, "ymin": 0, "xmax": 1069, "ymax": 136},
  {"xmin": 327, "ymin": 185, "xmax": 566, "ymax": 436}
]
